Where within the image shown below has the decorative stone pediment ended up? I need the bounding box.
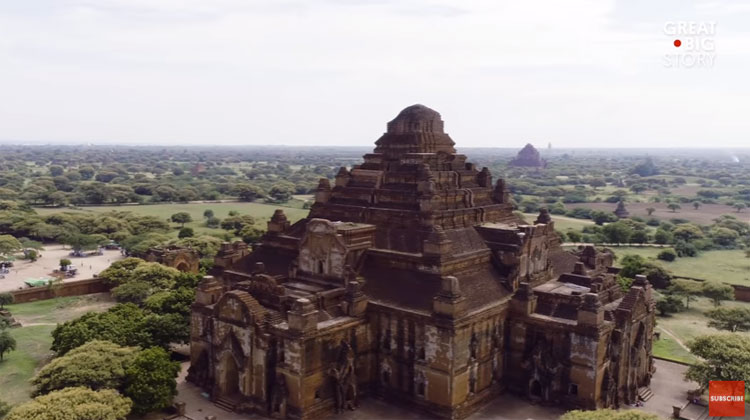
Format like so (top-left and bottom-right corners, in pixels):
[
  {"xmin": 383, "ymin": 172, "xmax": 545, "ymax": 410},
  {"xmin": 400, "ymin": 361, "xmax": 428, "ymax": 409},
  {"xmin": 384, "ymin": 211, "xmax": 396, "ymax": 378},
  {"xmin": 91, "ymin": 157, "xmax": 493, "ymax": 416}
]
[
  {"xmin": 214, "ymin": 290, "xmax": 266, "ymax": 326},
  {"xmin": 298, "ymin": 219, "xmax": 348, "ymax": 278}
]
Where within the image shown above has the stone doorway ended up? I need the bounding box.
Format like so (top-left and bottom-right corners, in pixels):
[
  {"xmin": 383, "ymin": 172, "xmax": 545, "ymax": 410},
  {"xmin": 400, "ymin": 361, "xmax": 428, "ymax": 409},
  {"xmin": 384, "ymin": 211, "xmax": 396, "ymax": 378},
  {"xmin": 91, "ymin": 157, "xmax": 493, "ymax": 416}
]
[
  {"xmin": 530, "ymin": 379, "xmax": 542, "ymax": 399},
  {"xmin": 220, "ymin": 355, "xmax": 240, "ymax": 397}
]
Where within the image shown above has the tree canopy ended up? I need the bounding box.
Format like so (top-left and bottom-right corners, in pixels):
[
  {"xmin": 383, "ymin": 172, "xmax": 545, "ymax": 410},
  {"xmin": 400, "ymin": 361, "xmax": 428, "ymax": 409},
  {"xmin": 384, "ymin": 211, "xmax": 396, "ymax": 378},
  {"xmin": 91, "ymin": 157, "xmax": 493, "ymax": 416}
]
[
  {"xmin": 124, "ymin": 347, "xmax": 180, "ymax": 415},
  {"xmin": 685, "ymin": 334, "xmax": 750, "ymax": 395},
  {"xmin": 0, "ymin": 234, "xmax": 22, "ymax": 256},
  {"xmin": 706, "ymin": 307, "xmax": 750, "ymax": 332},
  {"xmin": 700, "ymin": 282, "xmax": 734, "ymax": 307},
  {"xmin": 32, "ymin": 340, "xmax": 138, "ymax": 396},
  {"xmin": 5, "ymin": 387, "xmax": 132, "ymax": 420},
  {"xmin": 51, "ymin": 304, "xmax": 187, "ymax": 355},
  {"xmin": 0, "ymin": 329, "xmax": 17, "ymax": 361}
]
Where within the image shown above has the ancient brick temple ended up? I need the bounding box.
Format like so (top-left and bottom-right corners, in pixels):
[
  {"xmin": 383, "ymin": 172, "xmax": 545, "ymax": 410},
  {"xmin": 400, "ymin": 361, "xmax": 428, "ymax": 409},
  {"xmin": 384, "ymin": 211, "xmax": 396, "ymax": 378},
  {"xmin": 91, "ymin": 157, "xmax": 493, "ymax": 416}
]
[
  {"xmin": 510, "ymin": 143, "xmax": 547, "ymax": 168},
  {"xmin": 188, "ymin": 105, "xmax": 656, "ymax": 419}
]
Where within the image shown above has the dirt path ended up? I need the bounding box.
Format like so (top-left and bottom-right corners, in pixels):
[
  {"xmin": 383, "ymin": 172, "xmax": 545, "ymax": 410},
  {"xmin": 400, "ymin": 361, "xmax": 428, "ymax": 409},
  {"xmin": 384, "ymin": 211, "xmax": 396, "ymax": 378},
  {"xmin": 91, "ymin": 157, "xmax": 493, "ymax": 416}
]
[{"xmin": 657, "ymin": 325, "xmax": 690, "ymax": 352}]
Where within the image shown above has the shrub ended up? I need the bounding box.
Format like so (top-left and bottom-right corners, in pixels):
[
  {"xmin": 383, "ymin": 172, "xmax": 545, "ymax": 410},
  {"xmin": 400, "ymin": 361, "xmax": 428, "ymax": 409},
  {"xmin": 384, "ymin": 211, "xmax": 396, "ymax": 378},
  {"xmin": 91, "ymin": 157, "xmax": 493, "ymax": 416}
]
[
  {"xmin": 657, "ymin": 249, "xmax": 677, "ymax": 262},
  {"xmin": 656, "ymin": 295, "xmax": 685, "ymax": 316},
  {"xmin": 178, "ymin": 227, "xmax": 194, "ymax": 239}
]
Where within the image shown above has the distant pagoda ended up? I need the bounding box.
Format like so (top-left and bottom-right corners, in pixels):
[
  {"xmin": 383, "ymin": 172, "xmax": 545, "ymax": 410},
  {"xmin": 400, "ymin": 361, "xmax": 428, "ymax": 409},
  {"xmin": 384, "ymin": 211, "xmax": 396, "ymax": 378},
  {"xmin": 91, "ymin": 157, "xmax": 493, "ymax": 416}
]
[
  {"xmin": 509, "ymin": 143, "xmax": 546, "ymax": 168},
  {"xmin": 614, "ymin": 200, "xmax": 630, "ymax": 218}
]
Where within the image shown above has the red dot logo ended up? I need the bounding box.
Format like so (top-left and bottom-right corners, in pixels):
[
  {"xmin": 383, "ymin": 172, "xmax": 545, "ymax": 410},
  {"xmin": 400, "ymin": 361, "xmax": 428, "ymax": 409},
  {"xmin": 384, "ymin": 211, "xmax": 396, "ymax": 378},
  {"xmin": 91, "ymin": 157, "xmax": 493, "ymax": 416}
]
[{"xmin": 674, "ymin": 39, "xmax": 681, "ymax": 47}]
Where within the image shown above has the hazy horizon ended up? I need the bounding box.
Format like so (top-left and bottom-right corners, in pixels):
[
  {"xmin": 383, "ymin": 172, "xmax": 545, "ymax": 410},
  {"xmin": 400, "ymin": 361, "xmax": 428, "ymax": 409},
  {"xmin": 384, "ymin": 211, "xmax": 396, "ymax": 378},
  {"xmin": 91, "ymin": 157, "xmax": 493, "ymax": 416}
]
[{"xmin": 2, "ymin": 0, "xmax": 749, "ymax": 148}]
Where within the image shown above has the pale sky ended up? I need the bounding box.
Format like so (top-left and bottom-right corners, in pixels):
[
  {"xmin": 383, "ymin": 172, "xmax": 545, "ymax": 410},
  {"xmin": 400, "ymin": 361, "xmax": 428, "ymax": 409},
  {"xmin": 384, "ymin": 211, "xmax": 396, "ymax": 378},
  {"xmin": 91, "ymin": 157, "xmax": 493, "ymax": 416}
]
[{"xmin": 1, "ymin": 0, "xmax": 749, "ymax": 148}]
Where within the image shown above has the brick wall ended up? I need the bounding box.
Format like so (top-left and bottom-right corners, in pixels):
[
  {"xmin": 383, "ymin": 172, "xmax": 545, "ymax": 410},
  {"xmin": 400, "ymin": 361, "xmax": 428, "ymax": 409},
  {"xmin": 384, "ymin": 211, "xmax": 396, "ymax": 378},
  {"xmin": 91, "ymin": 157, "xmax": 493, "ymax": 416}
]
[{"xmin": 10, "ymin": 278, "xmax": 112, "ymax": 304}]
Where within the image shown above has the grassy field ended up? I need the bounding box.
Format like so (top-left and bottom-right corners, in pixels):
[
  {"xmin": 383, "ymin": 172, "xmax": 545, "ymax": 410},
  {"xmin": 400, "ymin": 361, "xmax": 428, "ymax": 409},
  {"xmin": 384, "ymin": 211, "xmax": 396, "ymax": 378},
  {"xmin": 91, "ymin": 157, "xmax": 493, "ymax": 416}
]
[
  {"xmin": 0, "ymin": 294, "xmax": 115, "ymax": 405},
  {"xmin": 613, "ymin": 247, "xmax": 750, "ymax": 287},
  {"xmin": 35, "ymin": 201, "xmax": 310, "ymax": 238},
  {"xmin": 652, "ymin": 334, "xmax": 697, "ymax": 365},
  {"xmin": 612, "ymin": 247, "xmax": 750, "ymax": 363},
  {"xmin": 652, "ymin": 293, "xmax": 750, "ymax": 364},
  {"xmin": 570, "ymin": 202, "xmax": 742, "ymax": 225}
]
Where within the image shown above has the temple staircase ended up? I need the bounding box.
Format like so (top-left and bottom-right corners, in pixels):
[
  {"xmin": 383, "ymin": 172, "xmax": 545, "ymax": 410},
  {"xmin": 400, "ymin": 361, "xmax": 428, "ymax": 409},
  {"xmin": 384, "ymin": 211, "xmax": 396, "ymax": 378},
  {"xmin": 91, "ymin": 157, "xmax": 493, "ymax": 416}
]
[
  {"xmin": 638, "ymin": 386, "xmax": 654, "ymax": 402},
  {"xmin": 214, "ymin": 395, "xmax": 239, "ymax": 412}
]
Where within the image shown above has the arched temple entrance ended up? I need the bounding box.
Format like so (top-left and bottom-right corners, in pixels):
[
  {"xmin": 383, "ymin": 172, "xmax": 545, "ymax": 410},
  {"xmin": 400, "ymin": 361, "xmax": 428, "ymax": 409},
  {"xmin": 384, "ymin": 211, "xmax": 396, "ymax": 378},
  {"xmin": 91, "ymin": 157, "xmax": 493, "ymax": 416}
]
[
  {"xmin": 220, "ymin": 355, "xmax": 240, "ymax": 397},
  {"xmin": 530, "ymin": 379, "xmax": 542, "ymax": 399}
]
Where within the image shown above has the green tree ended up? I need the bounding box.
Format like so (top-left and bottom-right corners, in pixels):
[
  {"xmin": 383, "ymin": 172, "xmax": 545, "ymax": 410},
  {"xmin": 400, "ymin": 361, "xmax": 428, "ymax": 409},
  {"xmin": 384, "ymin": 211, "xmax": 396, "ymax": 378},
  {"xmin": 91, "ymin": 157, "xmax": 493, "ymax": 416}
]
[
  {"xmin": 99, "ymin": 258, "xmax": 146, "ymax": 286},
  {"xmin": 59, "ymin": 258, "xmax": 72, "ymax": 270},
  {"xmin": 143, "ymin": 287, "xmax": 195, "ymax": 321},
  {"xmin": 124, "ymin": 347, "xmax": 180, "ymax": 415},
  {"xmin": 561, "ymin": 409, "xmax": 659, "ymax": 420},
  {"xmin": 170, "ymin": 236, "xmax": 222, "ymax": 258},
  {"xmin": 0, "ymin": 329, "xmax": 17, "ymax": 361},
  {"xmin": 706, "ymin": 307, "xmax": 750, "ymax": 332},
  {"xmin": 668, "ymin": 279, "xmax": 702, "ymax": 309},
  {"xmin": 205, "ymin": 216, "xmax": 221, "ymax": 228},
  {"xmin": 591, "ymin": 211, "xmax": 616, "ymax": 226},
  {"xmin": 65, "ymin": 233, "xmax": 108, "ymax": 253},
  {"xmin": 646, "ymin": 207, "xmax": 656, "ymax": 216},
  {"xmin": 711, "ymin": 227, "xmax": 739, "ymax": 246},
  {"xmin": 589, "ymin": 178, "xmax": 606, "ymax": 189},
  {"xmin": 0, "ymin": 234, "xmax": 22, "ymax": 256},
  {"xmin": 602, "ymin": 221, "xmax": 632, "ymax": 244},
  {"xmin": 240, "ymin": 225, "xmax": 264, "ymax": 244},
  {"xmin": 566, "ymin": 231, "xmax": 582, "ymax": 243},
  {"xmin": 49, "ymin": 165, "xmax": 64, "ymax": 177},
  {"xmin": 701, "ymin": 282, "xmax": 734, "ymax": 307},
  {"xmin": 657, "ymin": 249, "xmax": 677, "ymax": 262},
  {"xmin": 51, "ymin": 302, "xmax": 191, "ymax": 356},
  {"xmin": 202, "ymin": 209, "xmax": 214, "ymax": 219},
  {"xmin": 78, "ymin": 166, "xmax": 95, "ymax": 180},
  {"xmin": 685, "ymin": 334, "xmax": 750, "ymax": 395},
  {"xmin": 26, "ymin": 249, "xmax": 39, "ymax": 262},
  {"xmin": 111, "ymin": 281, "xmax": 152, "ymax": 304},
  {"xmin": 221, "ymin": 215, "xmax": 255, "ymax": 235},
  {"xmin": 672, "ymin": 224, "xmax": 703, "ymax": 242},
  {"xmin": 653, "ymin": 229, "xmax": 672, "ymax": 245},
  {"xmin": 674, "ymin": 240, "xmax": 698, "ymax": 257},
  {"xmin": 130, "ymin": 262, "xmax": 179, "ymax": 289},
  {"xmin": 656, "ymin": 295, "xmax": 685, "ymax": 316},
  {"xmin": 0, "ymin": 293, "xmax": 13, "ymax": 309},
  {"xmin": 667, "ymin": 203, "xmax": 681, "ymax": 212},
  {"xmin": 178, "ymin": 227, "xmax": 194, "ymax": 238},
  {"xmin": 643, "ymin": 265, "xmax": 672, "ymax": 289},
  {"xmin": 0, "ymin": 400, "xmax": 10, "ymax": 418},
  {"xmin": 119, "ymin": 233, "xmax": 170, "ymax": 257},
  {"xmin": 5, "ymin": 387, "xmax": 132, "ymax": 420},
  {"xmin": 692, "ymin": 201, "xmax": 701, "ymax": 210},
  {"xmin": 170, "ymin": 212, "xmax": 192, "ymax": 227},
  {"xmin": 630, "ymin": 230, "xmax": 649, "ymax": 245},
  {"xmin": 734, "ymin": 202, "xmax": 747, "ymax": 212},
  {"xmin": 619, "ymin": 254, "xmax": 647, "ymax": 279},
  {"xmin": 31, "ymin": 340, "xmax": 138, "ymax": 396},
  {"xmin": 268, "ymin": 182, "xmax": 295, "ymax": 203},
  {"xmin": 233, "ymin": 184, "xmax": 265, "ymax": 202}
]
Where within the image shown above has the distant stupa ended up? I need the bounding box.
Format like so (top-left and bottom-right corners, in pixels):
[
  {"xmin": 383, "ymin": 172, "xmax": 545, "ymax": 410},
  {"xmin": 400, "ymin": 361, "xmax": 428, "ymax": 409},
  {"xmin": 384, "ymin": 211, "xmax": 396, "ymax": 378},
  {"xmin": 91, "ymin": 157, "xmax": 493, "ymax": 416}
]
[
  {"xmin": 509, "ymin": 143, "xmax": 547, "ymax": 168},
  {"xmin": 614, "ymin": 200, "xmax": 630, "ymax": 219}
]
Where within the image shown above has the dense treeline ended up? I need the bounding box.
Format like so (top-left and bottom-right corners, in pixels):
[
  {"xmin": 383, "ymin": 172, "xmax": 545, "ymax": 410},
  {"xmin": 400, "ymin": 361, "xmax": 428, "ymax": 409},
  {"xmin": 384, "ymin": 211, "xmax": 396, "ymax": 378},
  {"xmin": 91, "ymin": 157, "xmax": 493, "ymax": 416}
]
[{"xmin": 0, "ymin": 145, "xmax": 351, "ymax": 206}]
